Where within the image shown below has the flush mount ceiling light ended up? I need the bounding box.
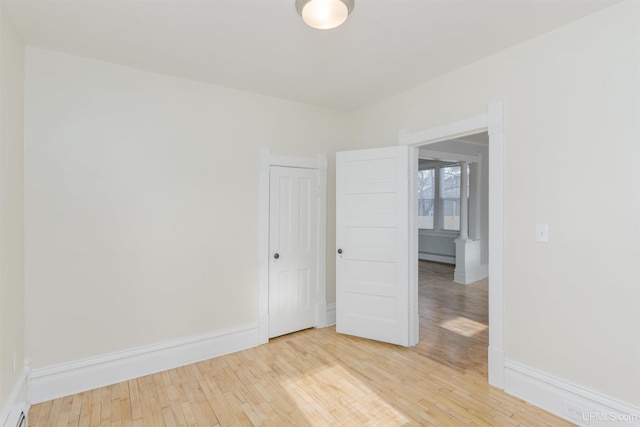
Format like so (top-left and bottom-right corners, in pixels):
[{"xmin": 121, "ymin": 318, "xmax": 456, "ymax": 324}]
[{"xmin": 295, "ymin": 0, "xmax": 355, "ymax": 30}]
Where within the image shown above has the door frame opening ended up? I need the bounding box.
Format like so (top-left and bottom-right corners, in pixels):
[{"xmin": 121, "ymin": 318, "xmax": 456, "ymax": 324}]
[
  {"xmin": 400, "ymin": 102, "xmax": 505, "ymax": 389},
  {"xmin": 258, "ymin": 149, "xmax": 328, "ymax": 344}
]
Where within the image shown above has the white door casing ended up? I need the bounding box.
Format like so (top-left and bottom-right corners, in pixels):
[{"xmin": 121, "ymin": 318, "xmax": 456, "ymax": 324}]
[
  {"xmin": 268, "ymin": 166, "xmax": 317, "ymax": 338},
  {"xmin": 399, "ymin": 102, "xmax": 505, "ymax": 389},
  {"xmin": 258, "ymin": 149, "xmax": 328, "ymax": 344},
  {"xmin": 336, "ymin": 146, "xmax": 410, "ymax": 347}
]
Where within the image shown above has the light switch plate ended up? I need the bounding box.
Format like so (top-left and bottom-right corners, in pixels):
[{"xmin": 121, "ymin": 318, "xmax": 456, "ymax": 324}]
[{"xmin": 536, "ymin": 224, "xmax": 549, "ymax": 242}]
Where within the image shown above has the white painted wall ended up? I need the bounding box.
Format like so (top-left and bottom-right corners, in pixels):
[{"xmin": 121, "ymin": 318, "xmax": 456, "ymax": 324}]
[
  {"xmin": 0, "ymin": 2, "xmax": 26, "ymax": 421},
  {"xmin": 24, "ymin": 48, "xmax": 352, "ymax": 370},
  {"xmin": 353, "ymin": 1, "xmax": 640, "ymax": 407}
]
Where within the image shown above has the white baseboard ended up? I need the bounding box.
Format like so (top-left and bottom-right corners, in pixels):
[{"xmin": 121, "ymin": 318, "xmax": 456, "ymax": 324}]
[
  {"xmin": 1, "ymin": 368, "xmax": 29, "ymax": 427},
  {"xmin": 418, "ymin": 252, "xmax": 455, "ymax": 264},
  {"xmin": 454, "ymin": 263, "xmax": 488, "ymax": 284},
  {"xmin": 504, "ymin": 359, "xmax": 640, "ymax": 426},
  {"xmin": 30, "ymin": 323, "xmax": 260, "ymax": 404},
  {"xmin": 326, "ymin": 303, "xmax": 336, "ymax": 326}
]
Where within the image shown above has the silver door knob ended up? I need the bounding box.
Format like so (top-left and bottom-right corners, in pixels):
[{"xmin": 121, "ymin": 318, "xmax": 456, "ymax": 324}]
[
  {"xmin": 337, "ymin": 249, "xmax": 343, "ymax": 254},
  {"xmin": 274, "ymin": 253, "xmax": 280, "ymax": 259}
]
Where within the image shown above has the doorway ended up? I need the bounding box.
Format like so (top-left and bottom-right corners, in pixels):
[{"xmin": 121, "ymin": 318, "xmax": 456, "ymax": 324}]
[
  {"xmin": 258, "ymin": 150, "xmax": 328, "ymax": 344},
  {"xmin": 416, "ymin": 135, "xmax": 489, "ymax": 275},
  {"xmin": 415, "ymin": 132, "xmax": 490, "ymax": 375},
  {"xmin": 403, "ymin": 102, "xmax": 505, "ymax": 388}
]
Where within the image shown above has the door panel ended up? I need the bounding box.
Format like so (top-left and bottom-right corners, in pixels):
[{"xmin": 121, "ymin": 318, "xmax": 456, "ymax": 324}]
[
  {"xmin": 269, "ymin": 166, "xmax": 317, "ymax": 338},
  {"xmin": 336, "ymin": 146, "xmax": 409, "ymax": 346}
]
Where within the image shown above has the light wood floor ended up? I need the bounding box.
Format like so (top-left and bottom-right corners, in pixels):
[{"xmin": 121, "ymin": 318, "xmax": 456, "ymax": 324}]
[{"xmin": 29, "ymin": 261, "xmax": 573, "ymax": 426}]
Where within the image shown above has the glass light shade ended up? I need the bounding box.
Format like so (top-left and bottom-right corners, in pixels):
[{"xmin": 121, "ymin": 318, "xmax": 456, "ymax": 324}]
[{"xmin": 298, "ymin": 0, "xmax": 352, "ymax": 30}]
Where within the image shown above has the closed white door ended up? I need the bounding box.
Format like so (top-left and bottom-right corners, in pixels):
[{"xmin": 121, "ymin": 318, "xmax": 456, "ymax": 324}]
[
  {"xmin": 336, "ymin": 146, "xmax": 410, "ymax": 346},
  {"xmin": 269, "ymin": 166, "xmax": 318, "ymax": 338}
]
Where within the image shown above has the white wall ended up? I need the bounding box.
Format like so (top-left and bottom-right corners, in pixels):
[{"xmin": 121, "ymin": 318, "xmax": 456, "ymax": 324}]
[
  {"xmin": 24, "ymin": 48, "xmax": 352, "ymax": 370},
  {"xmin": 353, "ymin": 1, "xmax": 640, "ymax": 407},
  {"xmin": 0, "ymin": 2, "xmax": 26, "ymax": 421}
]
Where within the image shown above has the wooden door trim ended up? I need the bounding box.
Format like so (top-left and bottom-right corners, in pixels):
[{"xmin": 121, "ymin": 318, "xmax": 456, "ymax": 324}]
[{"xmin": 258, "ymin": 149, "xmax": 328, "ymax": 344}]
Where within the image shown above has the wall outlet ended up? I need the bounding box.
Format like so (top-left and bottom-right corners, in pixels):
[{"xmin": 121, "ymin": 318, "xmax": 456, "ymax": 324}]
[{"xmin": 563, "ymin": 400, "xmax": 590, "ymax": 424}]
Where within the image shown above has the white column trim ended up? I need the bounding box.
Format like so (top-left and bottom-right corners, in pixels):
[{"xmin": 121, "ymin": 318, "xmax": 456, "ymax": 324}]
[
  {"xmin": 458, "ymin": 160, "xmax": 469, "ymax": 241},
  {"xmin": 469, "ymin": 160, "xmax": 482, "ymax": 240}
]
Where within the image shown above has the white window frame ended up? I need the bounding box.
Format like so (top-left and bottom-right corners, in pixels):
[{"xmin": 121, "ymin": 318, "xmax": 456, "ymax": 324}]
[
  {"xmin": 418, "ymin": 162, "xmax": 464, "ymax": 234},
  {"xmin": 417, "ymin": 168, "xmax": 436, "ymax": 230}
]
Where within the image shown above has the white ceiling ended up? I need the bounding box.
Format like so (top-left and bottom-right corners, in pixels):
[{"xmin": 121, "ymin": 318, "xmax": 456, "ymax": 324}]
[{"xmin": 5, "ymin": 0, "xmax": 619, "ymax": 110}]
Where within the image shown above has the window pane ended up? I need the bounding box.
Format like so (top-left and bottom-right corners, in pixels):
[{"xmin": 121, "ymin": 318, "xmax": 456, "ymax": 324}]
[
  {"xmin": 442, "ymin": 199, "xmax": 460, "ymax": 230},
  {"xmin": 440, "ymin": 166, "xmax": 460, "ymax": 230},
  {"xmin": 440, "ymin": 166, "xmax": 460, "ymax": 198},
  {"xmin": 418, "ymin": 169, "xmax": 434, "ymax": 229}
]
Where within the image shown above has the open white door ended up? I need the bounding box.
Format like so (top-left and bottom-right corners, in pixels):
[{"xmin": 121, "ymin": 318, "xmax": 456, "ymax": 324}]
[{"xmin": 336, "ymin": 146, "xmax": 410, "ymax": 346}]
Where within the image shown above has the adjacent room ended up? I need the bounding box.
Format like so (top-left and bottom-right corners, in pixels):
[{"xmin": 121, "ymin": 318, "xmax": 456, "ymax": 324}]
[
  {"xmin": 1, "ymin": 0, "xmax": 638, "ymax": 426},
  {"xmin": 416, "ymin": 133, "xmax": 490, "ymax": 374}
]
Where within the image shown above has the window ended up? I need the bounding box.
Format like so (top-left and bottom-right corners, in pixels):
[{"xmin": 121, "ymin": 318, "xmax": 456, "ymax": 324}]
[
  {"xmin": 440, "ymin": 166, "xmax": 461, "ymax": 231},
  {"xmin": 418, "ymin": 163, "xmax": 468, "ymax": 232},
  {"xmin": 417, "ymin": 169, "xmax": 435, "ymax": 229}
]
